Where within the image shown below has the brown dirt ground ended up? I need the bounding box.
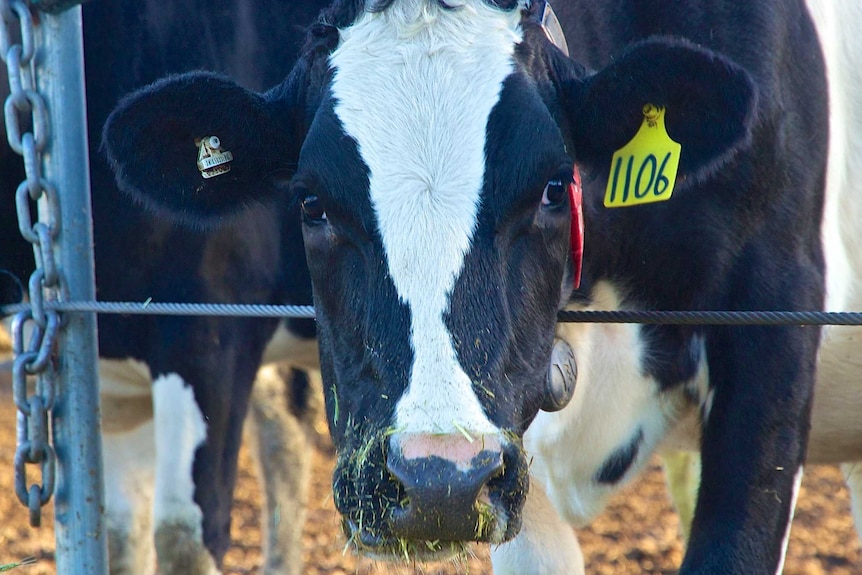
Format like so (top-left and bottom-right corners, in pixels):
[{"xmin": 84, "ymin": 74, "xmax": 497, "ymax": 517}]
[{"xmin": 0, "ymin": 376, "xmax": 858, "ymax": 575}]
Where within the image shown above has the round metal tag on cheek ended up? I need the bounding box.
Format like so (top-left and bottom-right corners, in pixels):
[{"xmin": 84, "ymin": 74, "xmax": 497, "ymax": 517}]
[{"xmin": 542, "ymin": 337, "xmax": 578, "ymax": 412}]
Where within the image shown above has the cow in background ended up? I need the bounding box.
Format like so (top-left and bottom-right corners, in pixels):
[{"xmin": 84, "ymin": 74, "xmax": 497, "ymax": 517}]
[
  {"xmin": 97, "ymin": 0, "xmax": 862, "ymax": 573},
  {"xmin": 0, "ymin": 1, "xmax": 327, "ymax": 573}
]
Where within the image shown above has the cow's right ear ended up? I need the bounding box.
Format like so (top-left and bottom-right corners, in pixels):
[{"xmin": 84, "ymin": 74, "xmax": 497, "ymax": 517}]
[{"xmin": 102, "ymin": 71, "xmax": 302, "ymax": 225}]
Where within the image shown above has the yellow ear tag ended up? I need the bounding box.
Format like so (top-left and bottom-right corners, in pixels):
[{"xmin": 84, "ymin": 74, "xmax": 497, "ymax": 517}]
[{"xmin": 604, "ymin": 104, "xmax": 681, "ymax": 208}]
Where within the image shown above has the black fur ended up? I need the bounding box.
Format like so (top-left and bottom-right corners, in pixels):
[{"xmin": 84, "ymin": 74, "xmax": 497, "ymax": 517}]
[{"xmin": 594, "ymin": 428, "xmax": 644, "ymax": 484}]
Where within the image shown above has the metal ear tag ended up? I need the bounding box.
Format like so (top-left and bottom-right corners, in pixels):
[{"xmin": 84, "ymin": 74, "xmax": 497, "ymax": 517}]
[
  {"xmin": 540, "ymin": 2, "xmax": 569, "ymax": 57},
  {"xmin": 196, "ymin": 135, "xmax": 233, "ymax": 179}
]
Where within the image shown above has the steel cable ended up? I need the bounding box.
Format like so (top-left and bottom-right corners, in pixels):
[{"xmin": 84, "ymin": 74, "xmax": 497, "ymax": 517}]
[{"xmin": 4, "ymin": 300, "xmax": 862, "ymax": 325}]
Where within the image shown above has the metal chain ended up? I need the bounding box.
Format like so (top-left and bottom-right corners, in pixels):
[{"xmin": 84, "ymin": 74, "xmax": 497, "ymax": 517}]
[{"xmin": 2, "ymin": 0, "xmax": 60, "ymax": 527}]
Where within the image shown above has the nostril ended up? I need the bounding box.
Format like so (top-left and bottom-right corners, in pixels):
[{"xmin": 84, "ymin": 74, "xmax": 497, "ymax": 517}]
[{"xmin": 385, "ymin": 432, "xmax": 505, "ymax": 541}]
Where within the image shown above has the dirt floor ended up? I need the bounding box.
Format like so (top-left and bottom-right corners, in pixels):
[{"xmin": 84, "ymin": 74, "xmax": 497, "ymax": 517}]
[{"xmin": 0, "ymin": 379, "xmax": 858, "ymax": 574}]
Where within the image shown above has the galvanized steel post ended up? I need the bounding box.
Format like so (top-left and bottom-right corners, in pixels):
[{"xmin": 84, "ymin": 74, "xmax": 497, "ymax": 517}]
[{"xmin": 35, "ymin": 7, "xmax": 108, "ymax": 575}]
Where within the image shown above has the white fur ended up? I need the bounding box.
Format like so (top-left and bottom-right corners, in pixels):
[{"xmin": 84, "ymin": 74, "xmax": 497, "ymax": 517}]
[
  {"xmin": 330, "ymin": 0, "xmax": 523, "ymax": 435},
  {"xmin": 99, "ymin": 358, "xmax": 157, "ymax": 573},
  {"xmin": 152, "ymin": 373, "xmax": 208, "ymax": 528},
  {"xmin": 525, "ymin": 282, "xmax": 696, "ymax": 524},
  {"xmin": 98, "ymin": 356, "xmax": 313, "ymax": 574},
  {"xmin": 803, "ymin": 0, "xmax": 862, "ymax": 465},
  {"xmin": 151, "ymin": 373, "xmax": 220, "ymax": 574},
  {"xmin": 490, "ymin": 482, "xmax": 585, "ymax": 575},
  {"xmin": 103, "ymin": 420, "xmax": 157, "ymax": 575}
]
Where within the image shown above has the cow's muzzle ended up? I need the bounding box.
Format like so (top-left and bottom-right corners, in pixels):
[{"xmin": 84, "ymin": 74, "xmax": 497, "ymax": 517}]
[
  {"xmin": 386, "ymin": 432, "xmax": 504, "ymax": 541},
  {"xmin": 336, "ymin": 429, "xmax": 528, "ymax": 560}
]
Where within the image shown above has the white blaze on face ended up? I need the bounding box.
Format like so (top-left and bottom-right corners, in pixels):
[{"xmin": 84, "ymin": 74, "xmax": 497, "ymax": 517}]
[{"xmin": 330, "ymin": 0, "xmax": 523, "ymax": 434}]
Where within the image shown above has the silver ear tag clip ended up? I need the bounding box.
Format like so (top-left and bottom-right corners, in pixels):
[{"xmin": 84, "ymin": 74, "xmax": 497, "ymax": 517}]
[
  {"xmin": 540, "ymin": 2, "xmax": 569, "ymax": 57},
  {"xmin": 196, "ymin": 135, "xmax": 233, "ymax": 179}
]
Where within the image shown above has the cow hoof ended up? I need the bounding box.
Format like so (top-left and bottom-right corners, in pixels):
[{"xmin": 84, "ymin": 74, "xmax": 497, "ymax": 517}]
[{"xmin": 154, "ymin": 522, "xmax": 220, "ymax": 575}]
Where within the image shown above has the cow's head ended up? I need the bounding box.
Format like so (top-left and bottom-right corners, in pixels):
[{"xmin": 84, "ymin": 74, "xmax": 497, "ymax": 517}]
[{"xmin": 103, "ymin": 0, "xmax": 754, "ymax": 561}]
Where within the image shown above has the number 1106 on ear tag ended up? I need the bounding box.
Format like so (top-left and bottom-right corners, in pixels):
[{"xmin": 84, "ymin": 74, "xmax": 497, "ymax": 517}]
[{"xmin": 604, "ymin": 104, "xmax": 681, "ymax": 208}]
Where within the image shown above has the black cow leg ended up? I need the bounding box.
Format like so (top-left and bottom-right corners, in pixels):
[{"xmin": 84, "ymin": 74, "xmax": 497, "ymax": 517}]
[{"xmin": 683, "ymin": 322, "xmax": 818, "ymax": 573}]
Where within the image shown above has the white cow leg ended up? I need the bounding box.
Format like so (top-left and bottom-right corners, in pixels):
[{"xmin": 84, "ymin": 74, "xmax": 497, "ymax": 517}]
[
  {"xmin": 152, "ymin": 373, "xmax": 220, "ymax": 575},
  {"xmin": 490, "ymin": 481, "xmax": 584, "ymax": 575},
  {"xmin": 99, "ymin": 358, "xmax": 158, "ymax": 575},
  {"xmin": 103, "ymin": 422, "xmax": 156, "ymax": 575},
  {"xmin": 841, "ymin": 462, "xmax": 862, "ymax": 543},
  {"xmin": 244, "ymin": 364, "xmax": 314, "ymax": 575},
  {"xmin": 661, "ymin": 450, "xmax": 701, "ymax": 544}
]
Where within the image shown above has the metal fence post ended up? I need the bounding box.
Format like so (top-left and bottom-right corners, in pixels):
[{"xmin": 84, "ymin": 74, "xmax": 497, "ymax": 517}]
[{"xmin": 35, "ymin": 7, "xmax": 108, "ymax": 575}]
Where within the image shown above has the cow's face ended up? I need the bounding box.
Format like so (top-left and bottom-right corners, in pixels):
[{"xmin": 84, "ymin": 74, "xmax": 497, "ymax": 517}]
[
  {"xmin": 102, "ymin": 0, "xmax": 754, "ymax": 561},
  {"xmin": 297, "ymin": 0, "xmax": 570, "ymax": 556}
]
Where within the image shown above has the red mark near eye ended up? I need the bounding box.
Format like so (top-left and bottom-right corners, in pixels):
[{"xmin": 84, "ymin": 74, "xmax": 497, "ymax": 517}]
[{"xmin": 569, "ymin": 166, "xmax": 584, "ymax": 289}]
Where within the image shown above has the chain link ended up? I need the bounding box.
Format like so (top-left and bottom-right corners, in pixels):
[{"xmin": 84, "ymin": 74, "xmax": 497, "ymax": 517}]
[{"xmin": 2, "ymin": 0, "xmax": 60, "ymax": 526}]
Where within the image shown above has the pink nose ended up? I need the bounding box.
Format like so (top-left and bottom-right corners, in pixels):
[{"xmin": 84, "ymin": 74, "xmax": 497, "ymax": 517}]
[{"xmin": 385, "ymin": 432, "xmax": 505, "ymax": 541}]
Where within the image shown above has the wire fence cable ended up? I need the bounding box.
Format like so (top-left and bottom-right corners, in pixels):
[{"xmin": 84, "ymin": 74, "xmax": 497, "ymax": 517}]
[{"xmin": 3, "ymin": 300, "xmax": 862, "ymax": 326}]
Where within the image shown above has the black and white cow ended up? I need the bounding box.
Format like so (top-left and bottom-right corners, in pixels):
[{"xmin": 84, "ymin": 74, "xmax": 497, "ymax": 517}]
[
  {"xmin": 99, "ymin": 0, "xmax": 862, "ymax": 573},
  {"xmin": 0, "ymin": 1, "xmax": 327, "ymax": 574}
]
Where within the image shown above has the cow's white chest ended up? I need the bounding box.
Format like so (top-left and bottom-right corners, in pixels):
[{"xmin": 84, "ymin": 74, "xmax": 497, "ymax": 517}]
[{"xmin": 525, "ymin": 282, "xmax": 697, "ymax": 524}]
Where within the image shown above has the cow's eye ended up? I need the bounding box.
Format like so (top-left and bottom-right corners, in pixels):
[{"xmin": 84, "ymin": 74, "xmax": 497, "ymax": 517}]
[
  {"xmin": 301, "ymin": 194, "xmax": 327, "ymax": 223},
  {"xmin": 542, "ymin": 179, "xmax": 567, "ymax": 207}
]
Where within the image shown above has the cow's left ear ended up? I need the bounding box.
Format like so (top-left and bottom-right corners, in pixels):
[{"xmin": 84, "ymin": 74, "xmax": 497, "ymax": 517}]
[{"xmin": 560, "ymin": 37, "xmax": 756, "ymax": 183}]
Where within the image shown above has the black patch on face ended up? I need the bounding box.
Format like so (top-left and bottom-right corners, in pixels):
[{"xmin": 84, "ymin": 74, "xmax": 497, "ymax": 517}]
[
  {"xmin": 593, "ymin": 427, "xmax": 644, "ymax": 485},
  {"xmin": 297, "ymin": 96, "xmax": 413, "ymax": 447},
  {"xmin": 444, "ymin": 72, "xmax": 572, "ymax": 433},
  {"xmin": 332, "ymin": 427, "xmax": 406, "ymax": 545}
]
